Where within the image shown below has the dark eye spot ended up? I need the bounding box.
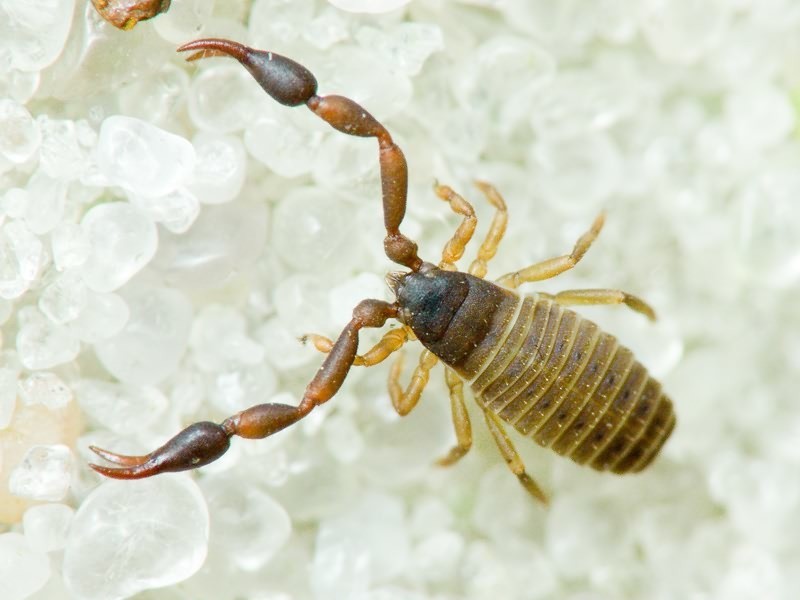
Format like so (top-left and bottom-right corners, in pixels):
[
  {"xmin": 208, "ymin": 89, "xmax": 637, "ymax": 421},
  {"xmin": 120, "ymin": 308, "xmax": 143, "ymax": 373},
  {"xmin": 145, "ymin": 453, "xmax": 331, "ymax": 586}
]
[{"xmin": 557, "ymin": 411, "xmax": 568, "ymax": 421}]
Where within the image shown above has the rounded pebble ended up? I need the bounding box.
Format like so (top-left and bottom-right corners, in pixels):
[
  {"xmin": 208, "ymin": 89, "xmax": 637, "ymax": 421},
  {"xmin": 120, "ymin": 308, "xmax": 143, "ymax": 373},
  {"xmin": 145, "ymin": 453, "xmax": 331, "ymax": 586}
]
[
  {"xmin": 79, "ymin": 203, "xmax": 158, "ymax": 293},
  {"xmin": 23, "ymin": 503, "xmax": 75, "ymax": 553},
  {"xmin": 95, "ymin": 285, "xmax": 193, "ymax": 385},
  {"xmin": 63, "ymin": 476, "xmax": 209, "ymax": 600},
  {"xmin": 0, "ymin": 99, "xmax": 40, "ymax": 164},
  {"xmin": 96, "ymin": 115, "xmax": 195, "ymax": 198},
  {"xmin": 0, "ymin": 532, "xmax": 51, "ymax": 600}
]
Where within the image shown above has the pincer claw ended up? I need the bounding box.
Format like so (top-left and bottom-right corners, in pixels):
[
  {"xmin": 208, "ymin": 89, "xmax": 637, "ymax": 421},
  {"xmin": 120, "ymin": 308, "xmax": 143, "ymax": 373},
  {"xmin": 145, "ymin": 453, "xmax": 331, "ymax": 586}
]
[{"xmin": 89, "ymin": 421, "xmax": 231, "ymax": 480}]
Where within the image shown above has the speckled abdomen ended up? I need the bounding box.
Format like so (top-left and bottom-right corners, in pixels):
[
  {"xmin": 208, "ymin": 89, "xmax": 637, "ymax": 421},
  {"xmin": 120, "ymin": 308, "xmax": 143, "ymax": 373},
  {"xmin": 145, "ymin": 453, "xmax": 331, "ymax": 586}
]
[{"xmin": 469, "ymin": 295, "xmax": 675, "ymax": 473}]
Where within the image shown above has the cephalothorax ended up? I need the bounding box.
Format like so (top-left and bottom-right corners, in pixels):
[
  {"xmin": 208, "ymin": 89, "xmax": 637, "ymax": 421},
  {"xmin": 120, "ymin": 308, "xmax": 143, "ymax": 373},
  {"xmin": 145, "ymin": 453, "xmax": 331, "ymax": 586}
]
[{"xmin": 89, "ymin": 38, "xmax": 675, "ymax": 503}]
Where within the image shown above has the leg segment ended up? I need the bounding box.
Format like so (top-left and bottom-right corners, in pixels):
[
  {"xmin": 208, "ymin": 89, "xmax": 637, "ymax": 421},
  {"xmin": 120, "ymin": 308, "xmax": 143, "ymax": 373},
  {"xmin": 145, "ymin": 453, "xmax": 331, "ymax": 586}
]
[
  {"xmin": 177, "ymin": 39, "xmax": 421, "ymax": 271},
  {"xmin": 436, "ymin": 367, "xmax": 473, "ymax": 466},
  {"xmin": 468, "ymin": 181, "xmax": 508, "ymax": 279},
  {"xmin": 546, "ymin": 288, "xmax": 657, "ymax": 321},
  {"xmin": 434, "ymin": 183, "xmax": 477, "ymax": 271},
  {"xmin": 484, "ymin": 411, "xmax": 549, "ymax": 505},
  {"xmin": 90, "ymin": 299, "xmax": 398, "ymax": 479},
  {"xmin": 302, "ymin": 327, "xmax": 410, "ymax": 367},
  {"xmin": 497, "ymin": 213, "xmax": 605, "ymax": 289},
  {"xmin": 389, "ymin": 349, "xmax": 439, "ymax": 416}
]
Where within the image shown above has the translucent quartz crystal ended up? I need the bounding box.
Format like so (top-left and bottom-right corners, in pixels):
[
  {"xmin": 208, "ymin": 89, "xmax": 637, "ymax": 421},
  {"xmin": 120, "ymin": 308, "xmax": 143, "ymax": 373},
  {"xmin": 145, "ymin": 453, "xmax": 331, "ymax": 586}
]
[
  {"xmin": 454, "ymin": 36, "xmax": 555, "ymax": 136},
  {"xmin": 1, "ymin": 187, "xmax": 27, "ymax": 219},
  {"xmin": 272, "ymin": 187, "xmax": 352, "ymax": 272},
  {"xmin": 37, "ymin": 117, "xmax": 95, "ymax": 181},
  {"xmin": 710, "ymin": 453, "xmax": 800, "ymax": 552},
  {"xmin": 23, "ymin": 170, "xmax": 66, "ymax": 235},
  {"xmin": 74, "ymin": 379, "xmax": 167, "ymax": 434},
  {"xmin": 312, "ymin": 492, "xmax": 409, "ymax": 597},
  {"xmin": 273, "ymin": 274, "xmax": 329, "ymax": 332},
  {"xmin": 0, "ymin": 220, "xmax": 44, "ymax": 299},
  {"xmin": 95, "ymin": 285, "xmax": 193, "ymax": 385},
  {"xmin": 151, "ymin": 201, "xmax": 268, "ymax": 291},
  {"xmin": 736, "ymin": 157, "xmax": 800, "ymax": 287},
  {"xmin": 0, "ymin": 299, "xmax": 11, "ymax": 325},
  {"xmin": 18, "ymin": 371, "xmax": 72, "ymax": 410},
  {"xmin": 258, "ymin": 318, "xmax": 318, "ymax": 371},
  {"xmin": 303, "ymin": 6, "xmax": 350, "ymax": 50},
  {"xmin": 724, "ymin": 83, "xmax": 795, "ymax": 153},
  {"xmin": 244, "ymin": 112, "xmax": 321, "ymax": 178},
  {"xmin": 410, "ymin": 530, "xmax": 465, "ymax": 584},
  {"xmin": 8, "ymin": 443, "xmax": 73, "ymax": 501},
  {"xmin": 190, "ymin": 304, "xmax": 265, "ymax": 372},
  {"xmin": 68, "ymin": 290, "xmax": 129, "ymax": 343},
  {"xmin": 463, "ymin": 538, "xmax": 557, "ymax": 600},
  {"xmin": 79, "ymin": 202, "xmax": 158, "ymax": 293},
  {"xmin": 51, "ymin": 222, "xmax": 90, "ymax": 271},
  {"xmin": 327, "ymin": 0, "xmax": 411, "ymax": 14},
  {"xmin": 328, "ymin": 272, "xmax": 386, "ymax": 328},
  {"xmin": 129, "ymin": 187, "xmax": 201, "ymax": 234},
  {"xmin": 311, "ymin": 132, "xmax": 378, "ymax": 188},
  {"xmin": 118, "ymin": 62, "xmax": 190, "ymax": 129},
  {"xmin": 546, "ymin": 495, "xmax": 627, "ymax": 580},
  {"xmin": 367, "ymin": 588, "xmax": 429, "ymax": 600},
  {"xmin": 248, "ymin": 0, "xmax": 315, "ymax": 47},
  {"xmin": 472, "ymin": 465, "xmax": 537, "ymax": 542},
  {"xmin": 323, "ymin": 413, "xmax": 364, "ymax": 463},
  {"xmin": 0, "ymin": 0, "xmax": 74, "ymax": 72},
  {"xmin": 409, "ymin": 496, "xmax": 453, "ymax": 538},
  {"xmin": 530, "ymin": 67, "xmax": 637, "ymax": 141},
  {"xmin": 0, "ymin": 533, "xmax": 51, "ymax": 600},
  {"xmin": 531, "ymin": 131, "xmax": 622, "ymax": 216},
  {"xmin": 359, "ymin": 395, "xmax": 451, "ymax": 487},
  {"xmin": 639, "ymin": 0, "xmax": 731, "ymax": 64},
  {"xmin": 63, "ymin": 476, "xmax": 209, "ymax": 600},
  {"xmin": 0, "ymin": 65, "xmax": 39, "ymax": 104},
  {"xmin": 96, "ymin": 115, "xmax": 196, "ymax": 198},
  {"xmin": 355, "ymin": 23, "xmax": 444, "ymax": 76},
  {"xmin": 316, "ymin": 45, "xmax": 412, "ymax": 120},
  {"xmin": 16, "ymin": 309, "xmax": 80, "ymax": 370},
  {"xmin": 23, "ymin": 502, "xmax": 74, "ymax": 553},
  {"xmin": 39, "ymin": 270, "xmax": 88, "ymax": 324},
  {"xmin": 188, "ymin": 64, "xmax": 265, "ymax": 134},
  {"xmin": 0, "ymin": 400, "xmax": 81, "ymax": 523},
  {"xmin": 187, "ymin": 132, "xmax": 246, "ymax": 205},
  {"xmin": 0, "ymin": 355, "xmax": 20, "ymax": 430},
  {"xmin": 153, "ymin": 0, "xmax": 214, "ymax": 44},
  {"xmin": 0, "ymin": 99, "xmax": 40, "ymax": 164},
  {"xmin": 208, "ymin": 362, "xmax": 278, "ymax": 414},
  {"xmin": 715, "ymin": 544, "xmax": 783, "ymax": 600},
  {"xmin": 202, "ymin": 477, "xmax": 292, "ymax": 571}
]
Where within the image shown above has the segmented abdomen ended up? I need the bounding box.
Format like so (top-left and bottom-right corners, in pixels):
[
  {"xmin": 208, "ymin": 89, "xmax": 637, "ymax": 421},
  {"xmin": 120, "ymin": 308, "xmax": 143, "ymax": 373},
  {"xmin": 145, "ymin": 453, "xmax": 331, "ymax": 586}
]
[{"xmin": 470, "ymin": 295, "xmax": 674, "ymax": 473}]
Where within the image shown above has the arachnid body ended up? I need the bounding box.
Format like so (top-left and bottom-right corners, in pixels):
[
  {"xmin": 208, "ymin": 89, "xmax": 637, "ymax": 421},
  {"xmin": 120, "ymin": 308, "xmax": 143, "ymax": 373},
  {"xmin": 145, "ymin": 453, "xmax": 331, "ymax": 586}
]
[{"xmin": 89, "ymin": 38, "xmax": 675, "ymax": 503}]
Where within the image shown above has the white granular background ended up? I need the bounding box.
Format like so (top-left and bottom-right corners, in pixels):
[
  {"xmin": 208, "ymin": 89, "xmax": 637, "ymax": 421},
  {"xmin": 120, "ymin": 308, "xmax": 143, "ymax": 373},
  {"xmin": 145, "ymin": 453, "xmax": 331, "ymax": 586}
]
[{"xmin": 0, "ymin": 1, "xmax": 799, "ymax": 599}]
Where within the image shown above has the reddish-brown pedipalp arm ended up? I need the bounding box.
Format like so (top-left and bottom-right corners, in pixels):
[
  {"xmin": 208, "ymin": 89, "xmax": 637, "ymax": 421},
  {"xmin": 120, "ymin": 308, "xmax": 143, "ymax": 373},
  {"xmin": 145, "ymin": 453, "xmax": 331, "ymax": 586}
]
[
  {"xmin": 90, "ymin": 300, "xmax": 398, "ymax": 479},
  {"xmin": 177, "ymin": 38, "xmax": 422, "ymax": 272}
]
